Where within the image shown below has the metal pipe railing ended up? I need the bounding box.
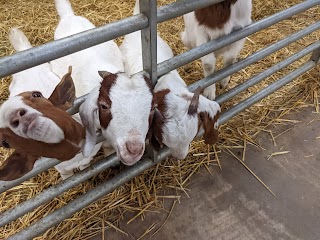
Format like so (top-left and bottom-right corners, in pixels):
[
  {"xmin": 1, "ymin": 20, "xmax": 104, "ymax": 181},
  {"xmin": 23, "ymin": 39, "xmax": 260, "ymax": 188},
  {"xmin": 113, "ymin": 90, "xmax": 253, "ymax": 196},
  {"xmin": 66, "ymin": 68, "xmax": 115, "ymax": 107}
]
[
  {"xmin": 217, "ymin": 61, "xmax": 317, "ymax": 125},
  {"xmin": 158, "ymin": 0, "xmax": 320, "ymax": 77},
  {"xmin": 216, "ymin": 41, "xmax": 320, "ymax": 104},
  {"xmin": 188, "ymin": 21, "xmax": 320, "ymax": 92},
  {"xmin": 1, "ymin": 20, "xmax": 318, "ymax": 194},
  {"xmin": 6, "ymin": 60, "xmax": 319, "ymax": 240},
  {"xmin": 2, "ymin": 42, "xmax": 318, "ymax": 226},
  {"xmin": 0, "ymin": 0, "xmax": 223, "ymax": 79},
  {"xmin": 7, "ymin": 55, "xmax": 318, "ymax": 239}
]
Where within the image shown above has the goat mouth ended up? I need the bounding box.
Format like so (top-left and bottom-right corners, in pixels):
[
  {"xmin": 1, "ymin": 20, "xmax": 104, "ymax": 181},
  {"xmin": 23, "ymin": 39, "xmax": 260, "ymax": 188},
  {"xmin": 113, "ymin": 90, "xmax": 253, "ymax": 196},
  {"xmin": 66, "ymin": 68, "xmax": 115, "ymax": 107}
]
[
  {"xmin": 21, "ymin": 114, "xmax": 39, "ymax": 134},
  {"xmin": 119, "ymin": 153, "xmax": 143, "ymax": 166}
]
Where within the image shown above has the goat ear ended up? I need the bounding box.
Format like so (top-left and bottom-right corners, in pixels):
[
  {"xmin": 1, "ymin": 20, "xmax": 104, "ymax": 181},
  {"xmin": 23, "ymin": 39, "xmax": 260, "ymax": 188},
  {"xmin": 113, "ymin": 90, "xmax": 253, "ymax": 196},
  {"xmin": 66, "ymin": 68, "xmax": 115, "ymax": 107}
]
[
  {"xmin": 199, "ymin": 111, "xmax": 220, "ymax": 145},
  {"xmin": 150, "ymin": 108, "xmax": 165, "ymax": 151},
  {"xmin": 0, "ymin": 151, "xmax": 38, "ymax": 181},
  {"xmin": 49, "ymin": 66, "xmax": 76, "ymax": 110},
  {"xmin": 79, "ymin": 89, "xmax": 99, "ymax": 157},
  {"xmin": 98, "ymin": 70, "xmax": 113, "ymax": 79}
]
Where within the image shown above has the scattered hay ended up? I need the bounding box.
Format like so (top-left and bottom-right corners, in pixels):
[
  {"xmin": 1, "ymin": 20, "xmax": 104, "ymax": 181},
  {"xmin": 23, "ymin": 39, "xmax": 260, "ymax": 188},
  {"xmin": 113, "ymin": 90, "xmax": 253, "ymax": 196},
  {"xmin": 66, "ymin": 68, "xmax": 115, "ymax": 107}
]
[{"xmin": 0, "ymin": 0, "xmax": 319, "ymax": 239}]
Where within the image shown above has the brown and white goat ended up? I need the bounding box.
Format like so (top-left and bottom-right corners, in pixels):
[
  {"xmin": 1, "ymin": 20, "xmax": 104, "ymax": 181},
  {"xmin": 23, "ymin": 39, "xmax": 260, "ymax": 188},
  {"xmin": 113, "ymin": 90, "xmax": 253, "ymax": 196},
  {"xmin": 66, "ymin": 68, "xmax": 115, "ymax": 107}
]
[
  {"xmin": 120, "ymin": 0, "xmax": 221, "ymax": 159},
  {"xmin": 181, "ymin": 0, "xmax": 252, "ymax": 100}
]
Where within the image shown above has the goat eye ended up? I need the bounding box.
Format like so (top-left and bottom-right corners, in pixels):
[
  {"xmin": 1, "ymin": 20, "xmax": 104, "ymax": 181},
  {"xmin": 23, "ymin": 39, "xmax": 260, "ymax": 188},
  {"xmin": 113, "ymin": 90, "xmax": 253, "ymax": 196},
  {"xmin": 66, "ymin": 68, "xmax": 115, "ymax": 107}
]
[
  {"xmin": 32, "ymin": 91, "xmax": 43, "ymax": 98},
  {"xmin": 99, "ymin": 103, "xmax": 109, "ymax": 110},
  {"xmin": 2, "ymin": 140, "xmax": 10, "ymax": 148}
]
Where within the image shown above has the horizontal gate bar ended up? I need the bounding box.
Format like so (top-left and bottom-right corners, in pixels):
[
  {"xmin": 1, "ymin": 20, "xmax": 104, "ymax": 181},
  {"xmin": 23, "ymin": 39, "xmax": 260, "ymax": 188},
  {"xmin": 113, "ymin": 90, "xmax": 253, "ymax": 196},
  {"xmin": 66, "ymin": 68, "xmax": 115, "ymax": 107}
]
[
  {"xmin": 4, "ymin": 62, "xmax": 318, "ymax": 240},
  {"xmin": 0, "ymin": 0, "xmax": 223, "ymax": 79},
  {"xmin": 157, "ymin": 0, "xmax": 224, "ymax": 23},
  {"xmin": 188, "ymin": 21, "xmax": 320, "ymax": 92},
  {"xmin": 0, "ymin": 14, "xmax": 148, "ymax": 78},
  {"xmin": 216, "ymin": 40, "xmax": 320, "ymax": 104},
  {"xmin": 1, "ymin": 20, "xmax": 319, "ymax": 194},
  {"xmin": 217, "ymin": 61, "xmax": 317, "ymax": 125},
  {"xmin": 158, "ymin": 0, "xmax": 320, "ymax": 77}
]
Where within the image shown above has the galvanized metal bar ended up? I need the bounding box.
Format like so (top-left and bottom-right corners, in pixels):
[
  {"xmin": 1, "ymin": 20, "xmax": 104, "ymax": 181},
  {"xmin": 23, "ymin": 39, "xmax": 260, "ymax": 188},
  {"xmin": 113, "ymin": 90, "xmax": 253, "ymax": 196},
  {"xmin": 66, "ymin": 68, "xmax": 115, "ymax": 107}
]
[
  {"xmin": 188, "ymin": 21, "xmax": 320, "ymax": 92},
  {"xmin": 140, "ymin": 0, "xmax": 158, "ymax": 162},
  {"xmin": 217, "ymin": 61, "xmax": 316, "ymax": 126},
  {"xmin": 0, "ymin": 0, "xmax": 224, "ymax": 79},
  {"xmin": 216, "ymin": 41, "xmax": 320, "ymax": 104},
  {"xmin": 158, "ymin": 0, "xmax": 320, "ymax": 77},
  {"xmin": 140, "ymin": 0, "xmax": 158, "ymax": 86},
  {"xmin": 157, "ymin": 0, "xmax": 223, "ymax": 23},
  {"xmin": 0, "ymin": 153, "xmax": 119, "ymax": 227},
  {"xmin": 6, "ymin": 147, "xmax": 171, "ymax": 240},
  {"xmin": 0, "ymin": 14, "xmax": 149, "ymax": 78}
]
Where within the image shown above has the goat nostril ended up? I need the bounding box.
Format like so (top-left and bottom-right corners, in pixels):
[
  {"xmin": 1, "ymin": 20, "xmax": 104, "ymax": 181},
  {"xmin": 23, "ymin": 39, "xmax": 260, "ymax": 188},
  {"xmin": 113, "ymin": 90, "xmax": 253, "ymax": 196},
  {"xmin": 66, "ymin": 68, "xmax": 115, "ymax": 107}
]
[
  {"xmin": 11, "ymin": 120, "xmax": 19, "ymax": 128},
  {"xmin": 126, "ymin": 142, "xmax": 144, "ymax": 155},
  {"xmin": 19, "ymin": 109, "xmax": 26, "ymax": 116}
]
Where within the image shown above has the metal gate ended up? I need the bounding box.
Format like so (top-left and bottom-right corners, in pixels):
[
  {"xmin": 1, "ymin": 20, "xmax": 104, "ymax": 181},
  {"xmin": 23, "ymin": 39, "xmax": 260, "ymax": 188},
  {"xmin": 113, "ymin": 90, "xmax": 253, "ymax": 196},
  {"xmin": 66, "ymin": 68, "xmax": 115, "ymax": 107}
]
[{"xmin": 0, "ymin": 0, "xmax": 319, "ymax": 239}]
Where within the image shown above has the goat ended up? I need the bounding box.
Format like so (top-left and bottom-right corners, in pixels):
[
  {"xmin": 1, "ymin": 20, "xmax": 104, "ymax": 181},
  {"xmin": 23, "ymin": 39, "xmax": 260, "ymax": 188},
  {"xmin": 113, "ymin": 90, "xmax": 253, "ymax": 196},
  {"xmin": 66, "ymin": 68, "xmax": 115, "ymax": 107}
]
[
  {"xmin": 180, "ymin": 0, "xmax": 252, "ymax": 100},
  {"xmin": 120, "ymin": 0, "xmax": 221, "ymax": 159},
  {"xmin": 0, "ymin": 28, "xmax": 85, "ymax": 181},
  {"xmin": 78, "ymin": 1, "xmax": 155, "ymax": 166},
  {"xmin": 51, "ymin": 0, "xmax": 125, "ymax": 178}
]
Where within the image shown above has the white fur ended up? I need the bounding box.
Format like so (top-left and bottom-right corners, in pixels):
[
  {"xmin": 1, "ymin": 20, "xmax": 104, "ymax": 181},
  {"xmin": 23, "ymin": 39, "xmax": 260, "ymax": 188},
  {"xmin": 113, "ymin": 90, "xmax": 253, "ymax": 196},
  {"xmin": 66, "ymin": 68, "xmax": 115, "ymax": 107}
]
[
  {"xmin": 121, "ymin": 0, "xmax": 220, "ymax": 159},
  {"xmin": 180, "ymin": 0, "xmax": 252, "ymax": 100},
  {"xmin": 50, "ymin": 0, "xmax": 124, "ymax": 178}
]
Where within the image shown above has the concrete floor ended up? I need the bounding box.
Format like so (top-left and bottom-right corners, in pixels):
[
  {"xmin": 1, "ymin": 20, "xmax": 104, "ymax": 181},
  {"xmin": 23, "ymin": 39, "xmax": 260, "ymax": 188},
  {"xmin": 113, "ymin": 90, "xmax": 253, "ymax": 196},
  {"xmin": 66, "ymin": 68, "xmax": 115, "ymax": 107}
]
[{"xmin": 92, "ymin": 108, "xmax": 320, "ymax": 240}]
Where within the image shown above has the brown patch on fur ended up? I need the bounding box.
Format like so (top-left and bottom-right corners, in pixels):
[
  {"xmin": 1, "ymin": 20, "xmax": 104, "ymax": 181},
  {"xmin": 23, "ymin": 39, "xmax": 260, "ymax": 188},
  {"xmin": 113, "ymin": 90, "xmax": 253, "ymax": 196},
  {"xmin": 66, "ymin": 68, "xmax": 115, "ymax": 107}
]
[
  {"xmin": 0, "ymin": 126, "xmax": 82, "ymax": 181},
  {"xmin": 150, "ymin": 89, "xmax": 170, "ymax": 150},
  {"xmin": 48, "ymin": 66, "xmax": 75, "ymax": 111},
  {"xmin": 98, "ymin": 73, "xmax": 117, "ymax": 129},
  {"xmin": 188, "ymin": 87, "xmax": 202, "ymax": 116},
  {"xmin": 195, "ymin": 0, "xmax": 238, "ymax": 29},
  {"xmin": 200, "ymin": 111, "xmax": 220, "ymax": 144},
  {"xmin": 0, "ymin": 150, "xmax": 38, "ymax": 181}
]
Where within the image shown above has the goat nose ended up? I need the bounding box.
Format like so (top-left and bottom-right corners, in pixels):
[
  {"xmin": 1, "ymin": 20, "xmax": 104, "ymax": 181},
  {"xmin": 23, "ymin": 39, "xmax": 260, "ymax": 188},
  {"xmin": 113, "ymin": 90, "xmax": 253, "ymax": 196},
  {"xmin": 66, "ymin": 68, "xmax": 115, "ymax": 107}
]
[
  {"xmin": 126, "ymin": 141, "xmax": 144, "ymax": 155},
  {"xmin": 10, "ymin": 108, "xmax": 27, "ymax": 128}
]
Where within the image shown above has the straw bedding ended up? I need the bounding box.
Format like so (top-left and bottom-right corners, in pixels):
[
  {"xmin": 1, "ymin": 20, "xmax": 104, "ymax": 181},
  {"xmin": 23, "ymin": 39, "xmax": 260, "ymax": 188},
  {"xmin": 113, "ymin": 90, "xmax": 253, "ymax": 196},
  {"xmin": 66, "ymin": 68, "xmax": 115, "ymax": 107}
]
[{"xmin": 0, "ymin": 0, "xmax": 319, "ymax": 239}]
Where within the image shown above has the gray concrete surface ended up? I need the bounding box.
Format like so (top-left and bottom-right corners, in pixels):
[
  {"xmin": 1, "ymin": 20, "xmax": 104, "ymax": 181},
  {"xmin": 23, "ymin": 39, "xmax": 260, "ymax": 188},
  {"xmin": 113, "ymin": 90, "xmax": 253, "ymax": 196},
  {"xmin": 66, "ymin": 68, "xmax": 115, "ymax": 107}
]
[{"xmin": 92, "ymin": 108, "xmax": 320, "ymax": 240}]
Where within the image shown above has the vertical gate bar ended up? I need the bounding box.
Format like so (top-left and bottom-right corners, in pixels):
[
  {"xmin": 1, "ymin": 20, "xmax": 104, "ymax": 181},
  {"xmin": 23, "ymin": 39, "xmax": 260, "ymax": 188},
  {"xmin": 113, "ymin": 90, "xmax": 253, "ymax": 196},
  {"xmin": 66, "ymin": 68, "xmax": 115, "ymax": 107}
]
[
  {"xmin": 140, "ymin": 0, "xmax": 159, "ymax": 162},
  {"xmin": 140, "ymin": 0, "xmax": 158, "ymax": 84}
]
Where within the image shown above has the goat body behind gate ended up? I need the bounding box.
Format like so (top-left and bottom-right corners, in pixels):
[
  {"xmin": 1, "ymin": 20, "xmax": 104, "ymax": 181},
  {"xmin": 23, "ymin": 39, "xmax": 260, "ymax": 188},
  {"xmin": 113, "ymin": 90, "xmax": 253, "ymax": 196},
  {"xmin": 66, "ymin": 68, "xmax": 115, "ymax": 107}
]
[{"xmin": 181, "ymin": 0, "xmax": 252, "ymax": 100}]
